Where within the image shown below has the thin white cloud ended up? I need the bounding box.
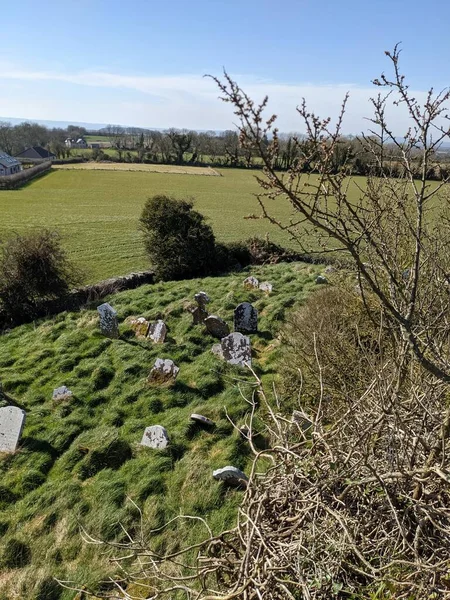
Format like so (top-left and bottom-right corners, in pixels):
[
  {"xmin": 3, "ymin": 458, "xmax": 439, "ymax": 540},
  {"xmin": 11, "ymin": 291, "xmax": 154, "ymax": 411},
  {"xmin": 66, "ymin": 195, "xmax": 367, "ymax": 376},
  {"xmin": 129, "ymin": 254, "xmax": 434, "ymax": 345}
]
[{"xmin": 0, "ymin": 66, "xmax": 440, "ymax": 134}]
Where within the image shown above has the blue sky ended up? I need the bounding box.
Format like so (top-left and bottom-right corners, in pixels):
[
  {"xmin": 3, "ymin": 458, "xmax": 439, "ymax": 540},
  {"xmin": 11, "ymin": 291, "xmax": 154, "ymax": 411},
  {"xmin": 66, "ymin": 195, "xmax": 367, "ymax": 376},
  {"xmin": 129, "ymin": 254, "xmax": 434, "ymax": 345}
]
[{"xmin": 0, "ymin": 0, "xmax": 448, "ymax": 133}]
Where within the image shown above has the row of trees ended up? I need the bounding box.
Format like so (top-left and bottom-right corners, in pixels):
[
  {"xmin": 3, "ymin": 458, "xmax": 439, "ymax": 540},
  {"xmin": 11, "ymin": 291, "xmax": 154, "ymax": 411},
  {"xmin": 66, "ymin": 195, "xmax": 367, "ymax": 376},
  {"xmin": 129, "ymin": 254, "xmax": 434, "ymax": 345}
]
[{"xmin": 0, "ymin": 122, "xmax": 89, "ymax": 159}]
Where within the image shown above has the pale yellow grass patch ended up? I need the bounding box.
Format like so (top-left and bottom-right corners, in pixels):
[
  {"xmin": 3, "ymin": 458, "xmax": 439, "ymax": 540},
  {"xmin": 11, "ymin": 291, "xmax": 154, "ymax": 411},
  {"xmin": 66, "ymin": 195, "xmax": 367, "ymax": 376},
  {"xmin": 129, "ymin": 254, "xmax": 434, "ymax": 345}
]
[{"xmin": 52, "ymin": 162, "xmax": 220, "ymax": 176}]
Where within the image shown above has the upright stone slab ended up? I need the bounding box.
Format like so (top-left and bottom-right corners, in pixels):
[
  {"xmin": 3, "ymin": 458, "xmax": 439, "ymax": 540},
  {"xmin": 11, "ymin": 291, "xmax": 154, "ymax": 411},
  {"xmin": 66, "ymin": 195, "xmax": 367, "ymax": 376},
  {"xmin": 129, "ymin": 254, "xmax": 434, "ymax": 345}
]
[
  {"xmin": 221, "ymin": 332, "xmax": 251, "ymax": 367},
  {"xmin": 213, "ymin": 466, "xmax": 248, "ymax": 487},
  {"xmin": 0, "ymin": 406, "xmax": 26, "ymax": 453},
  {"xmin": 148, "ymin": 358, "xmax": 180, "ymax": 385},
  {"xmin": 52, "ymin": 386, "xmax": 73, "ymax": 402},
  {"xmin": 148, "ymin": 320, "xmax": 167, "ymax": 344},
  {"xmin": 315, "ymin": 275, "xmax": 328, "ymax": 285},
  {"xmin": 234, "ymin": 302, "xmax": 258, "ymax": 334},
  {"xmin": 97, "ymin": 303, "xmax": 119, "ymax": 338},
  {"xmin": 243, "ymin": 276, "xmax": 259, "ymax": 290},
  {"xmin": 205, "ymin": 315, "xmax": 230, "ymax": 339},
  {"xmin": 126, "ymin": 316, "xmax": 150, "ymax": 338},
  {"xmin": 140, "ymin": 425, "xmax": 170, "ymax": 449},
  {"xmin": 194, "ymin": 291, "xmax": 210, "ymax": 307},
  {"xmin": 192, "ymin": 305, "xmax": 208, "ymax": 325},
  {"xmin": 259, "ymin": 281, "xmax": 273, "ymax": 294}
]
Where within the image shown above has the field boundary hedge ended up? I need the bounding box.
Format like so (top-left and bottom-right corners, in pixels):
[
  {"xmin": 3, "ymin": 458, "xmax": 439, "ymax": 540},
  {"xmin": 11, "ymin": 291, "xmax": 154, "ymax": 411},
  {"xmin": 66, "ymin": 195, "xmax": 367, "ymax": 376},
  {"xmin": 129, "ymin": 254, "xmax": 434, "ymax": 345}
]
[{"xmin": 0, "ymin": 161, "xmax": 52, "ymax": 190}]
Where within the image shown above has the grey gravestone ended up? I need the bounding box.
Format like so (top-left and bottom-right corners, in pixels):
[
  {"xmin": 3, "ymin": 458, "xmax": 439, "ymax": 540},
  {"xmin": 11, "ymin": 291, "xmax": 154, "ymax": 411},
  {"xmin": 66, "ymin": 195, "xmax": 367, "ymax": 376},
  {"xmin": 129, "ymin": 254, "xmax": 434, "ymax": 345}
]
[
  {"xmin": 234, "ymin": 302, "xmax": 258, "ymax": 334},
  {"xmin": 194, "ymin": 291, "xmax": 210, "ymax": 307},
  {"xmin": 243, "ymin": 276, "xmax": 259, "ymax": 290},
  {"xmin": 315, "ymin": 275, "xmax": 328, "ymax": 285},
  {"xmin": 126, "ymin": 316, "xmax": 150, "ymax": 338},
  {"xmin": 221, "ymin": 332, "xmax": 251, "ymax": 367},
  {"xmin": 97, "ymin": 303, "xmax": 119, "ymax": 338},
  {"xmin": 259, "ymin": 281, "xmax": 273, "ymax": 294},
  {"xmin": 148, "ymin": 320, "xmax": 167, "ymax": 344},
  {"xmin": 148, "ymin": 358, "xmax": 180, "ymax": 385},
  {"xmin": 0, "ymin": 406, "xmax": 26, "ymax": 453},
  {"xmin": 140, "ymin": 425, "xmax": 170, "ymax": 449},
  {"xmin": 192, "ymin": 305, "xmax": 208, "ymax": 325},
  {"xmin": 52, "ymin": 386, "xmax": 73, "ymax": 402},
  {"xmin": 205, "ymin": 315, "xmax": 230, "ymax": 339},
  {"xmin": 190, "ymin": 414, "xmax": 215, "ymax": 427},
  {"xmin": 213, "ymin": 466, "xmax": 248, "ymax": 487}
]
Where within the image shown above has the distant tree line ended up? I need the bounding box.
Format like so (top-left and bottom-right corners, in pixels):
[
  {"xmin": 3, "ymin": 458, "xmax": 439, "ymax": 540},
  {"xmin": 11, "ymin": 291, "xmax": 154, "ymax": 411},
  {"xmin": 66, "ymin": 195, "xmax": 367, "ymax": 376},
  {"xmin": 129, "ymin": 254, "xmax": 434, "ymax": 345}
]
[{"xmin": 1, "ymin": 119, "xmax": 450, "ymax": 179}]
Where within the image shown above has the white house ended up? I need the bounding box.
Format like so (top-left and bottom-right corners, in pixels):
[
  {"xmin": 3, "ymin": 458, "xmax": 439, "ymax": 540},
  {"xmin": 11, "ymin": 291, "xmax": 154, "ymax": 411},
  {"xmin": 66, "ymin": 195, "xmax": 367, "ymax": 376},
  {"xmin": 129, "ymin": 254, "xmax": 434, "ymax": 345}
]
[
  {"xmin": 65, "ymin": 138, "xmax": 88, "ymax": 149},
  {"xmin": 0, "ymin": 152, "xmax": 22, "ymax": 176}
]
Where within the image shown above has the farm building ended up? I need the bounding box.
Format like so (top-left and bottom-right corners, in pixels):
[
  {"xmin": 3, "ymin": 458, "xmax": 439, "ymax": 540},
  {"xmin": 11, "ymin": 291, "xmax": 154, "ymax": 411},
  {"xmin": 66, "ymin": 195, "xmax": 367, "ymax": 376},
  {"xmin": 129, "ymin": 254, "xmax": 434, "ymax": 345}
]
[
  {"xmin": 15, "ymin": 146, "xmax": 56, "ymax": 160},
  {"xmin": 0, "ymin": 152, "xmax": 22, "ymax": 176},
  {"xmin": 65, "ymin": 137, "xmax": 88, "ymax": 149}
]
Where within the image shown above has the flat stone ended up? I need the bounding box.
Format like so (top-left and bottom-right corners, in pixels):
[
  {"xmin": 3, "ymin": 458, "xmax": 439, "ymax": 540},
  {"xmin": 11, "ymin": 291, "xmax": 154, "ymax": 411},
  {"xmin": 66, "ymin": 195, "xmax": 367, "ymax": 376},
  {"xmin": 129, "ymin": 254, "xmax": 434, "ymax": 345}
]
[
  {"xmin": 0, "ymin": 406, "xmax": 26, "ymax": 453},
  {"xmin": 259, "ymin": 281, "xmax": 273, "ymax": 294},
  {"xmin": 97, "ymin": 303, "xmax": 119, "ymax": 338},
  {"xmin": 191, "ymin": 305, "xmax": 208, "ymax": 325},
  {"xmin": 148, "ymin": 358, "xmax": 180, "ymax": 385},
  {"xmin": 234, "ymin": 302, "xmax": 258, "ymax": 334},
  {"xmin": 211, "ymin": 343, "xmax": 224, "ymax": 359},
  {"xmin": 315, "ymin": 275, "xmax": 328, "ymax": 285},
  {"xmin": 205, "ymin": 315, "xmax": 230, "ymax": 339},
  {"xmin": 190, "ymin": 414, "xmax": 215, "ymax": 427},
  {"xmin": 140, "ymin": 425, "xmax": 170, "ymax": 449},
  {"xmin": 52, "ymin": 386, "xmax": 73, "ymax": 402},
  {"xmin": 126, "ymin": 316, "xmax": 150, "ymax": 338},
  {"xmin": 213, "ymin": 466, "xmax": 248, "ymax": 487},
  {"xmin": 148, "ymin": 320, "xmax": 167, "ymax": 344},
  {"xmin": 194, "ymin": 291, "xmax": 210, "ymax": 307},
  {"xmin": 243, "ymin": 276, "xmax": 259, "ymax": 290},
  {"xmin": 221, "ymin": 332, "xmax": 251, "ymax": 367}
]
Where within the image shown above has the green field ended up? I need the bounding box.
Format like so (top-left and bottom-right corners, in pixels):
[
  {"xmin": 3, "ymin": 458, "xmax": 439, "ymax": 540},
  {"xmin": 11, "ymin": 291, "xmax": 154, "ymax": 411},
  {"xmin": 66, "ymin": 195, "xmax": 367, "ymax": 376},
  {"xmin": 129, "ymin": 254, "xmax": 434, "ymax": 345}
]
[
  {"xmin": 0, "ymin": 261, "xmax": 321, "ymax": 599},
  {"xmin": 0, "ymin": 168, "xmax": 305, "ymax": 284}
]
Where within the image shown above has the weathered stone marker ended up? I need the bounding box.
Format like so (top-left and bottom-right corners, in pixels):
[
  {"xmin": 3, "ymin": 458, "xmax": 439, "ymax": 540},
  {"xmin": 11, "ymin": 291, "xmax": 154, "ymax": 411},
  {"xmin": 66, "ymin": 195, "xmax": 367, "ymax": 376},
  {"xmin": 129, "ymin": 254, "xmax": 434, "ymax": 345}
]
[
  {"xmin": 140, "ymin": 425, "xmax": 170, "ymax": 449},
  {"xmin": 148, "ymin": 320, "xmax": 167, "ymax": 344},
  {"xmin": 204, "ymin": 315, "xmax": 230, "ymax": 339},
  {"xmin": 97, "ymin": 303, "xmax": 119, "ymax": 338},
  {"xmin": 194, "ymin": 291, "xmax": 210, "ymax": 307},
  {"xmin": 213, "ymin": 466, "xmax": 248, "ymax": 487},
  {"xmin": 0, "ymin": 406, "xmax": 26, "ymax": 453},
  {"xmin": 190, "ymin": 414, "xmax": 215, "ymax": 427},
  {"xmin": 243, "ymin": 276, "xmax": 259, "ymax": 290},
  {"xmin": 191, "ymin": 306, "xmax": 208, "ymax": 325},
  {"xmin": 126, "ymin": 316, "xmax": 150, "ymax": 338},
  {"xmin": 52, "ymin": 386, "xmax": 73, "ymax": 402},
  {"xmin": 148, "ymin": 358, "xmax": 180, "ymax": 385},
  {"xmin": 259, "ymin": 281, "xmax": 273, "ymax": 294},
  {"xmin": 234, "ymin": 302, "xmax": 258, "ymax": 334},
  {"xmin": 221, "ymin": 332, "xmax": 251, "ymax": 367},
  {"xmin": 315, "ymin": 275, "xmax": 328, "ymax": 285}
]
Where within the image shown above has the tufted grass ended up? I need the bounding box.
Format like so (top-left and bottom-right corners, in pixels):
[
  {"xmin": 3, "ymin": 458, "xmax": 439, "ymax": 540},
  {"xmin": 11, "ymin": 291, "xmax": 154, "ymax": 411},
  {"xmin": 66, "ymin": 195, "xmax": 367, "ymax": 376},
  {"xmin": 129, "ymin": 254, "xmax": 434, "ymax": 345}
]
[{"xmin": 0, "ymin": 261, "xmax": 322, "ymax": 599}]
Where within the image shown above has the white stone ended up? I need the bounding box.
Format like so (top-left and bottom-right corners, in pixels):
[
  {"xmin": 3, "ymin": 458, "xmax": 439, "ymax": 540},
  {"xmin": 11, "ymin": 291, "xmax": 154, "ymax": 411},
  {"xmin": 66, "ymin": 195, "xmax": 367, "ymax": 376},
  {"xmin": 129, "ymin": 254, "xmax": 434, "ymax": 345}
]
[
  {"xmin": 213, "ymin": 466, "xmax": 248, "ymax": 487},
  {"xmin": 148, "ymin": 358, "xmax": 180, "ymax": 385},
  {"xmin": 259, "ymin": 281, "xmax": 273, "ymax": 294},
  {"xmin": 0, "ymin": 406, "xmax": 26, "ymax": 453},
  {"xmin": 97, "ymin": 303, "xmax": 119, "ymax": 338},
  {"xmin": 221, "ymin": 332, "xmax": 251, "ymax": 367},
  {"xmin": 243, "ymin": 276, "xmax": 259, "ymax": 289},
  {"xmin": 234, "ymin": 302, "xmax": 258, "ymax": 334},
  {"xmin": 140, "ymin": 425, "xmax": 170, "ymax": 449},
  {"xmin": 148, "ymin": 320, "xmax": 167, "ymax": 344},
  {"xmin": 211, "ymin": 343, "xmax": 224, "ymax": 359},
  {"xmin": 52, "ymin": 386, "xmax": 73, "ymax": 401},
  {"xmin": 190, "ymin": 414, "xmax": 215, "ymax": 427},
  {"xmin": 324, "ymin": 265, "xmax": 336, "ymax": 274}
]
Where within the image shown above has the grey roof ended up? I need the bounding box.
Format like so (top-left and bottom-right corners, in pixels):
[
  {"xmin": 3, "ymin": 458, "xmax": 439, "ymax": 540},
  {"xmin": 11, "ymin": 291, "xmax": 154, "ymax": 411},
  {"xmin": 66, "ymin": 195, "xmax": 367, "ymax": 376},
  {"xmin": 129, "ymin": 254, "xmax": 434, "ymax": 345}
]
[
  {"xmin": 16, "ymin": 146, "xmax": 55, "ymax": 159},
  {"xmin": 0, "ymin": 152, "xmax": 20, "ymax": 168}
]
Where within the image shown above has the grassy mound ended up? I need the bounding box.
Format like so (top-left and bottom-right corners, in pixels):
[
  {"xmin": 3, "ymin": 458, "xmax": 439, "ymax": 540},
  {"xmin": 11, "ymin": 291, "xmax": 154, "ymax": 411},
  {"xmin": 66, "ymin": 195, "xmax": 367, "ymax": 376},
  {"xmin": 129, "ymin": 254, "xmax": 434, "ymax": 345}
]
[{"xmin": 0, "ymin": 262, "xmax": 322, "ymax": 599}]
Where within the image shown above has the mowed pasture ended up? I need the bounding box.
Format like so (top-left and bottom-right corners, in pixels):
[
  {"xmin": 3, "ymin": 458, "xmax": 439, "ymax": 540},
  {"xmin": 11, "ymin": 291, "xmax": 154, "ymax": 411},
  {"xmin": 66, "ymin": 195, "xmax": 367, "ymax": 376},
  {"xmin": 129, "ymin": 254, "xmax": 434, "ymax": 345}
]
[
  {"xmin": 53, "ymin": 162, "xmax": 220, "ymax": 176},
  {"xmin": 0, "ymin": 167, "xmax": 367, "ymax": 283}
]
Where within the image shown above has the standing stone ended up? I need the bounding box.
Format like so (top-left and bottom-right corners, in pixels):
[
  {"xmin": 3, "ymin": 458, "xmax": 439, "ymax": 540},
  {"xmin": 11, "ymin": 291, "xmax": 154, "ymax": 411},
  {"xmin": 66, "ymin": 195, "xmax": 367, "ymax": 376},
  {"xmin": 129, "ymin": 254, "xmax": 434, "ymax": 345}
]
[
  {"xmin": 148, "ymin": 320, "xmax": 167, "ymax": 344},
  {"xmin": 243, "ymin": 276, "xmax": 259, "ymax": 290},
  {"xmin": 211, "ymin": 343, "xmax": 224, "ymax": 359},
  {"xmin": 190, "ymin": 414, "xmax": 215, "ymax": 427},
  {"xmin": 97, "ymin": 303, "xmax": 119, "ymax": 338},
  {"xmin": 194, "ymin": 291, "xmax": 210, "ymax": 307},
  {"xmin": 0, "ymin": 406, "xmax": 26, "ymax": 453},
  {"xmin": 213, "ymin": 466, "xmax": 248, "ymax": 487},
  {"xmin": 52, "ymin": 386, "xmax": 73, "ymax": 402},
  {"xmin": 234, "ymin": 302, "xmax": 258, "ymax": 334},
  {"xmin": 259, "ymin": 281, "xmax": 273, "ymax": 294},
  {"xmin": 205, "ymin": 315, "xmax": 230, "ymax": 339},
  {"xmin": 221, "ymin": 332, "xmax": 251, "ymax": 367},
  {"xmin": 315, "ymin": 275, "xmax": 328, "ymax": 285},
  {"xmin": 191, "ymin": 306, "xmax": 208, "ymax": 325},
  {"xmin": 140, "ymin": 425, "xmax": 170, "ymax": 449},
  {"xmin": 148, "ymin": 358, "xmax": 180, "ymax": 385},
  {"xmin": 126, "ymin": 316, "xmax": 150, "ymax": 338}
]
